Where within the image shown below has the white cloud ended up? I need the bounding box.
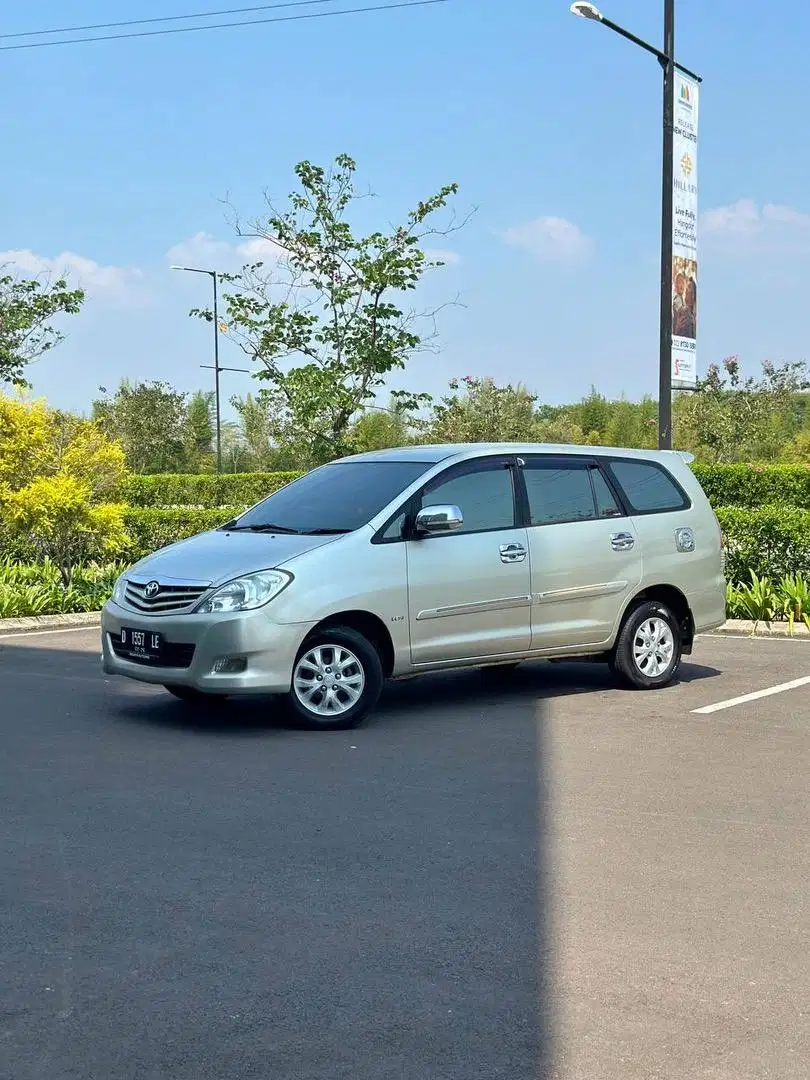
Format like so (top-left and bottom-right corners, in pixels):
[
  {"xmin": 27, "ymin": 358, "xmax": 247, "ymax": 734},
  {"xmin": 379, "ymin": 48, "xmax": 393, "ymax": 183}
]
[
  {"xmin": 166, "ymin": 231, "xmax": 283, "ymax": 271},
  {"xmin": 702, "ymin": 199, "xmax": 810, "ymax": 252},
  {"xmin": 0, "ymin": 248, "xmax": 143, "ymax": 302},
  {"xmin": 424, "ymin": 248, "xmax": 462, "ymax": 265},
  {"xmin": 498, "ymin": 216, "xmax": 594, "ymax": 263}
]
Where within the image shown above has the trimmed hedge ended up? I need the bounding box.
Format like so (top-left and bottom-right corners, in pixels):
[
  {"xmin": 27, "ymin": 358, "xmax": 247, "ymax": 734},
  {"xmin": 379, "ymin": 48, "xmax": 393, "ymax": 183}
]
[
  {"xmin": 121, "ymin": 464, "xmax": 810, "ymax": 511},
  {"xmin": 120, "ymin": 472, "xmax": 299, "ymax": 509},
  {"xmin": 109, "ymin": 505, "xmax": 810, "ymax": 581},
  {"xmin": 1, "ymin": 507, "xmax": 808, "ymax": 605},
  {"xmin": 123, "ymin": 507, "xmax": 241, "ymax": 561},
  {"xmin": 692, "ymin": 464, "xmax": 810, "ymax": 509},
  {"xmin": 716, "ymin": 506, "xmax": 810, "ymax": 584}
]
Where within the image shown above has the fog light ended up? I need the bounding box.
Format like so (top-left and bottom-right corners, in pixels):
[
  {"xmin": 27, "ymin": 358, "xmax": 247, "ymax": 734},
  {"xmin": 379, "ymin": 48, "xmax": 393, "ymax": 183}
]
[{"xmin": 211, "ymin": 656, "xmax": 247, "ymax": 674}]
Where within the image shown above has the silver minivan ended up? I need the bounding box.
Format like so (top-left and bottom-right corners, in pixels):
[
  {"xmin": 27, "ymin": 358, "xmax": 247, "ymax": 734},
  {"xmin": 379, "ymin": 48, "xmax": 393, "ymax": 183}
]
[{"xmin": 101, "ymin": 443, "xmax": 726, "ymax": 729}]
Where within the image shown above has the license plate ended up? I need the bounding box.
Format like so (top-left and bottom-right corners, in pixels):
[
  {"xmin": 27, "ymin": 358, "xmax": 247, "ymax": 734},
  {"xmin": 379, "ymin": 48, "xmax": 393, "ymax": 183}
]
[{"xmin": 120, "ymin": 627, "xmax": 163, "ymax": 660}]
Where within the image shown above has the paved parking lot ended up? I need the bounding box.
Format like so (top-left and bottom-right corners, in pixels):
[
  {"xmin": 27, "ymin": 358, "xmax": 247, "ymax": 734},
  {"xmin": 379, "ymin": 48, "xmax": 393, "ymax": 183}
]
[{"xmin": 0, "ymin": 628, "xmax": 808, "ymax": 1079}]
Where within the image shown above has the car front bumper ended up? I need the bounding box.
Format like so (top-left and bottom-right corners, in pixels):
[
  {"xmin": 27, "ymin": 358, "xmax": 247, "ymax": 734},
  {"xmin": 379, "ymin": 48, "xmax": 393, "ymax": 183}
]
[{"xmin": 101, "ymin": 601, "xmax": 316, "ymax": 695}]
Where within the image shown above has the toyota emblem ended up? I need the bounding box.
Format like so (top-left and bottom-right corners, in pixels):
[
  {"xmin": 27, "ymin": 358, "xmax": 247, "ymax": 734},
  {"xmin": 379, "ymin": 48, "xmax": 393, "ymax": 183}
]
[{"xmin": 144, "ymin": 580, "xmax": 160, "ymax": 599}]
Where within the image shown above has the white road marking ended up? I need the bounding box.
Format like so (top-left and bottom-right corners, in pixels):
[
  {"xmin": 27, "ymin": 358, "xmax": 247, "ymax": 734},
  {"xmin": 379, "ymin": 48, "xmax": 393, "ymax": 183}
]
[
  {"xmin": 0, "ymin": 625, "xmax": 98, "ymax": 641},
  {"xmin": 693, "ymin": 675, "xmax": 810, "ymax": 714}
]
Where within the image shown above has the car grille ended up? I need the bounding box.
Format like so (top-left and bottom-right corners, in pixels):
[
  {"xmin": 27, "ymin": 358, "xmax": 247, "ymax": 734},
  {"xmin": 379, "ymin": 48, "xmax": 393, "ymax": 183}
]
[
  {"xmin": 109, "ymin": 634, "xmax": 196, "ymax": 669},
  {"xmin": 123, "ymin": 578, "xmax": 210, "ymax": 615}
]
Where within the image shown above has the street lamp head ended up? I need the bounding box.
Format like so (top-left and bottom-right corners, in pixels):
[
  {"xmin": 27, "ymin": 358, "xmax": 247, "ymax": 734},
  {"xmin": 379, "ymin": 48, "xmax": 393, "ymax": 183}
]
[
  {"xmin": 170, "ymin": 264, "xmax": 216, "ymax": 276},
  {"xmin": 570, "ymin": 2, "xmax": 603, "ymax": 20}
]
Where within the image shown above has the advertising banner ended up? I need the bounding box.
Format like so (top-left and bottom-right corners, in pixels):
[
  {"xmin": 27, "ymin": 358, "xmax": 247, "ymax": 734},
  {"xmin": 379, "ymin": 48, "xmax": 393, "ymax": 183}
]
[{"xmin": 671, "ymin": 71, "xmax": 699, "ymax": 389}]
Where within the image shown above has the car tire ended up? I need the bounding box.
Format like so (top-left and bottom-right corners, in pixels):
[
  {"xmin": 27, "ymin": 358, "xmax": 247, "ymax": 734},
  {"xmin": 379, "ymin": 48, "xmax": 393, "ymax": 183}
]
[
  {"xmin": 287, "ymin": 626, "xmax": 383, "ymax": 731},
  {"xmin": 611, "ymin": 599, "xmax": 683, "ymax": 690},
  {"xmin": 163, "ymin": 685, "xmax": 228, "ymax": 705}
]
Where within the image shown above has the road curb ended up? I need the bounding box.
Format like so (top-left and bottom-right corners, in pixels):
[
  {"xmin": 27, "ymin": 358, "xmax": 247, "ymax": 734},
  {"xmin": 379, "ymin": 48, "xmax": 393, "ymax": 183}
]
[
  {"xmin": 0, "ymin": 612, "xmax": 102, "ymax": 636},
  {"xmin": 707, "ymin": 619, "xmax": 810, "ymax": 640}
]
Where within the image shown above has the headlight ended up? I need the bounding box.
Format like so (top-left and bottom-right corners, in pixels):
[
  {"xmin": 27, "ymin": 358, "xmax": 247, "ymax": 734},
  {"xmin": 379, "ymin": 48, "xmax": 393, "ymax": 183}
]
[
  {"xmin": 112, "ymin": 574, "xmax": 128, "ymax": 605},
  {"xmin": 196, "ymin": 569, "xmax": 292, "ymax": 614}
]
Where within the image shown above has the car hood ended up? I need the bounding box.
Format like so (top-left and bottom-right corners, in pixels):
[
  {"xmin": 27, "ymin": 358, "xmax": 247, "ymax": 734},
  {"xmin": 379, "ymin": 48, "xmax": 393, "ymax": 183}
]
[{"xmin": 127, "ymin": 529, "xmax": 341, "ymax": 586}]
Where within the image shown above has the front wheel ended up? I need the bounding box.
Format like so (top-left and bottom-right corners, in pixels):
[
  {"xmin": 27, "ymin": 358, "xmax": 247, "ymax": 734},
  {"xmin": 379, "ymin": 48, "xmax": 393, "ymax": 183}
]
[
  {"xmin": 611, "ymin": 600, "xmax": 682, "ymax": 690},
  {"xmin": 287, "ymin": 627, "xmax": 383, "ymax": 731}
]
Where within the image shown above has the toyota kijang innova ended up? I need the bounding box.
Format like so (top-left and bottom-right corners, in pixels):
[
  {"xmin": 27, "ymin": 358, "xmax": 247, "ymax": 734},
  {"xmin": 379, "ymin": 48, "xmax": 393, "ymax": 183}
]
[{"xmin": 102, "ymin": 443, "xmax": 726, "ymax": 729}]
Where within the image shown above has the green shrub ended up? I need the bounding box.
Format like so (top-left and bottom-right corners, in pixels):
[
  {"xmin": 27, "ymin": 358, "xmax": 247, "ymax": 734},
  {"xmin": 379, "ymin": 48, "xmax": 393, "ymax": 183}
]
[
  {"xmin": 123, "ymin": 507, "xmax": 241, "ymax": 561},
  {"xmin": 0, "ymin": 559, "xmax": 120, "ymax": 618},
  {"xmin": 692, "ymin": 463, "xmax": 810, "ymax": 509},
  {"xmin": 726, "ymin": 571, "xmax": 810, "ymax": 632},
  {"xmin": 716, "ymin": 506, "xmax": 810, "ymax": 583},
  {"xmin": 120, "ymin": 472, "xmax": 299, "ymax": 509}
]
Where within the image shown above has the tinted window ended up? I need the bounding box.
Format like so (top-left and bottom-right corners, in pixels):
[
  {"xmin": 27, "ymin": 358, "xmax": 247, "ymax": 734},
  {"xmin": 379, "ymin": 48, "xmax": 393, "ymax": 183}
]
[
  {"xmin": 591, "ymin": 468, "xmax": 623, "ymax": 518},
  {"xmin": 608, "ymin": 460, "xmax": 688, "ymax": 513},
  {"xmin": 422, "ymin": 460, "xmax": 516, "ymax": 533},
  {"xmin": 231, "ymin": 461, "xmax": 432, "ymax": 534},
  {"xmin": 523, "ymin": 462, "xmax": 596, "ymax": 525},
  {"xmin": 379, "ymin": 507, "xmax": 408, "ymax": 542}
]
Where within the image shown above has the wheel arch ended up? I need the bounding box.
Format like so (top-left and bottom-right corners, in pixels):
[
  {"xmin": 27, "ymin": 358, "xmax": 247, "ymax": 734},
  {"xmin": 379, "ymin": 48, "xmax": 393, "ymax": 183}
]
[
  {"xmin": 304, "ymin": 610, "xmax": 396, "ymax": 677},
  {"xmin": 617, "ymin": 584, "xmax": 695, "ymax": 654}
]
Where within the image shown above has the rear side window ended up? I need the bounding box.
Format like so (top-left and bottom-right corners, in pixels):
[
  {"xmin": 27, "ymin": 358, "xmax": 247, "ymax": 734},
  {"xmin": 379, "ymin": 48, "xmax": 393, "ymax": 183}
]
[
  {"xmin": 607, "ymin": 460, "xmax": 689, "ymax": 514},
  {"xmin": 521, "ymin": 459, "xmax": 622, "ymax": 525}
]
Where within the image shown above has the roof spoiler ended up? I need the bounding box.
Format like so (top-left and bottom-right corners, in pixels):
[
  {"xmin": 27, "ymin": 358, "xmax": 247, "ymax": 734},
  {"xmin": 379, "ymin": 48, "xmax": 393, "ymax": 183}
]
[{"xmin": 662, "ymin": 449, "xmax": 696, "ymax": 464}]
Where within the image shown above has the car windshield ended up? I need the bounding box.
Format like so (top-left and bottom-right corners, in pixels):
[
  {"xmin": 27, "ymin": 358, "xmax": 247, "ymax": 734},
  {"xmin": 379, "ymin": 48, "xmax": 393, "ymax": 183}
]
[{"xmin": 226, "ymin": 460, "xmax": 433, "ymax": 535}]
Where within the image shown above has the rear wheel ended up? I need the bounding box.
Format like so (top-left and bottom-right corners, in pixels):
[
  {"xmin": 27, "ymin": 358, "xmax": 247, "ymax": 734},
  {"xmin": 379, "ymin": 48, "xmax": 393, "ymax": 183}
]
[
  {"xmin": 611, "ymin": 600, "xmax": 682, "ymax": 690},
  {"xmin": 287, "ymin": 627, "xmax": 383, "ymax": 731},
  {"xmin": 163, "ymin": 685, "xmax": 228, "ymax": 706}
]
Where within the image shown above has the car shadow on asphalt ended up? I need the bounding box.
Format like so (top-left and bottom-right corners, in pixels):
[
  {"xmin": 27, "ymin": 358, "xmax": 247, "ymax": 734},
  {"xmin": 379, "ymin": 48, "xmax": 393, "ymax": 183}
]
[
  {"xmin": 0, "ymin": 639, "xmax": 721, "ymax": 738},
  {"xmin": 101, "ymin": 657, "xmax": 722, "ymax": 739}
]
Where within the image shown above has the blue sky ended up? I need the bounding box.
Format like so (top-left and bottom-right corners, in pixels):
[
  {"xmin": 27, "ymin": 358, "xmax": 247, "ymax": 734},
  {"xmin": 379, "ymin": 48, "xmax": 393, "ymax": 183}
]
[{"xmin": 2, "ymin": 0, "xmax": 809, "ymax": 415}]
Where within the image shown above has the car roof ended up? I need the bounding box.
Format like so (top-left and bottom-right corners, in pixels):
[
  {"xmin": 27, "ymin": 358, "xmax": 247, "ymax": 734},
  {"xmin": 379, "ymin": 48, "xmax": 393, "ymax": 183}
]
[{"xmin": 333, "ymin": 443, "xmax": 694, "ymax": 465}]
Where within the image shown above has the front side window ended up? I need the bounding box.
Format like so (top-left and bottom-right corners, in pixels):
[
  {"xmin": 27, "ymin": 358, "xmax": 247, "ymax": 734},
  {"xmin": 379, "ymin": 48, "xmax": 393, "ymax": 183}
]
[
  {"xmin": 229, "ymin": 460, "xmax": 433, "ymax": 535},
  {"xmin": 607, "ymin": 460, "xmax": 689, "ymax": 514},
  {"xmin": 420, "ymin": 459, "xmax": 516, "ymax": 534}
]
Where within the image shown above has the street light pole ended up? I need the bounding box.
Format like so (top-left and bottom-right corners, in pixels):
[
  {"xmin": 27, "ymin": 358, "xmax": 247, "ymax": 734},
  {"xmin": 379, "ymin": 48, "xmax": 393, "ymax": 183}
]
[
  {"xmin": 657, "ymin": 0, "xmax": 675, "ymax": 450},
  {"xmin": 170, "ymin": 264, "xmax": 224, "ymax": 472},
  {"xmin": 211, "ymin": 270, "xmax": 222, "ymax": 472},
  {"xmin": 570, "ymin": 1, "xmax": 701, "ymax": 451}
]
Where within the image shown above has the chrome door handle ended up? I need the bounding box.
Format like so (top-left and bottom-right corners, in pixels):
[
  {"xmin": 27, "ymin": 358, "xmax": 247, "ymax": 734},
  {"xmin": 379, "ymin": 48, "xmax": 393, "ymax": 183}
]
[
  {"xmin": 610, "ymin": 532, "xmax": 635, "ymax": 551},
  {"xmin": 500, "ymin": 543, "xmax": 527, "ymax": 563}
]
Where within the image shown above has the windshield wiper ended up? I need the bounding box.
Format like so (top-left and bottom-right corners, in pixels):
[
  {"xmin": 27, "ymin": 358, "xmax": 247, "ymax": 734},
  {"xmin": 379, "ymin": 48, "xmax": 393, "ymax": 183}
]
[
  {"xmin": 226, "ymin": 523, "xmax": 301, "ymax": 534},
  {"xmin": 304, "ymin": 527, "xmax": 352, "ymax": 535}
]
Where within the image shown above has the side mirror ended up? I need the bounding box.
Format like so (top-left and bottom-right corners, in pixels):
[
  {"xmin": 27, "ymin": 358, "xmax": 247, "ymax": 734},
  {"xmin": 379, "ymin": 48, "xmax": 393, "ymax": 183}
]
[{"xmin": 414, "ymin": 504, "xmax": 464, "ymax": 535}]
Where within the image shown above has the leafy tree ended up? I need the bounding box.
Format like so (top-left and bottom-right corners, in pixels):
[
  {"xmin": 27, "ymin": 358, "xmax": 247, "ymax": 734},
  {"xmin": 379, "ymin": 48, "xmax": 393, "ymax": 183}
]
[
  {"xmin": 779, "ymin": 430, "xmax": 810, "ymax": 463},
  {"xmin": 185, "ymin": 390, "xmax": 215, "ymax": 469},
  {"xmin": 2, "ymin": 475, "xmax": 127, "ymax": 586},
  {"xmin": 603, "ymin": 396, "xmax": 658, "ymax": 449},
  {"xmin": 0, "ymin": 395, "xmax": 129, "ymax": 583},
  {"xmin": 674, "ymin": 358, "xmax": 810, "ymax": 462},
  {"xmin": 0, "ymin": 396, "xmax": 126, "ymax": 497},
  {"xmin": 193, "ymin": 154, "xmax": 463, "ymax": 467},
  {"xmin": 347, "ymin": 397, "xmax": 415, "ymax": 454},
  {"xmin": 534, "ymin": 411, "xmax": 588, "ymax": 445},
  {"xmin": 423, "ymin": 376, "xmax": 539, "ymax": 443},
  {"xmin": 0, "ymin": 272, "xmax": 85, "ymax": 386},
  {"xmin": 93, "ymin": 379, "xmax": 189, "ymax": 474}
]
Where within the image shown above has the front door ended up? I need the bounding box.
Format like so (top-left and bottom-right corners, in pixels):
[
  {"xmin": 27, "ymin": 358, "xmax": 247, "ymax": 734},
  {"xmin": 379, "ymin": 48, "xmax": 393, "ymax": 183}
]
[
  {"xmin": 519, "ymin": 456, "xmax": 643, "ymax": 651},
  {"xmin": 406, "ymin": 456, "xmax": 532, "ymax": 665}
]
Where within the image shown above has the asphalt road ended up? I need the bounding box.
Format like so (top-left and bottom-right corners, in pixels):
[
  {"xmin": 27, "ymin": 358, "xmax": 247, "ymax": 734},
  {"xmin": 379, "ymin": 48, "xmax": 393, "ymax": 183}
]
[
  {"xmin": 0, "ymin": 629, "xmax": 542, "ymax": 1080},
  {"xmin": 2, "ymin": 628, "xmax": 809, "ymax": 1080}
]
